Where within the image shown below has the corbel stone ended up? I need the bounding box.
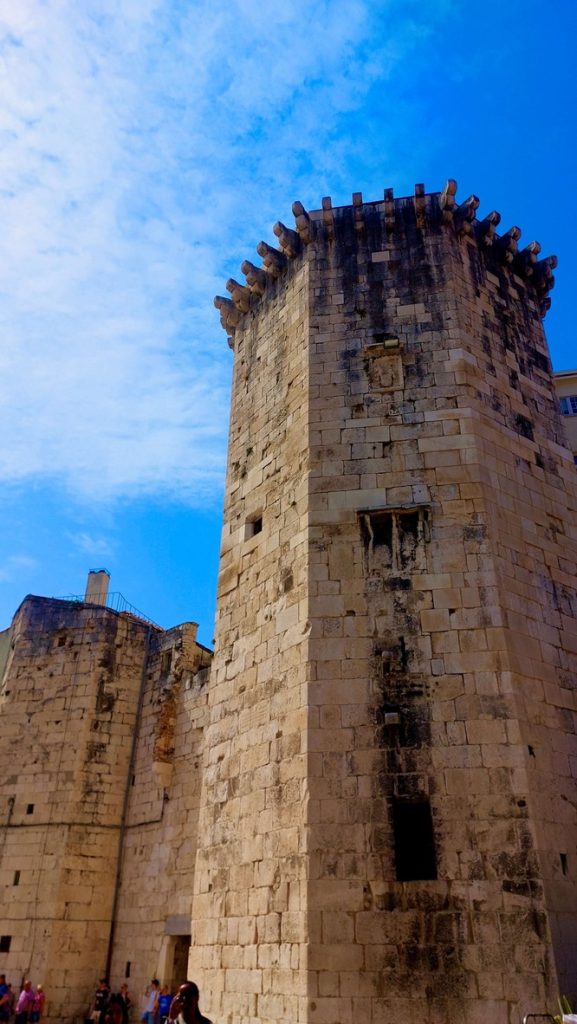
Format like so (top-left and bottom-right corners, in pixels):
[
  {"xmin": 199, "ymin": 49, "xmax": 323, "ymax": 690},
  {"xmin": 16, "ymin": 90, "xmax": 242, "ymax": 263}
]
[
  {"xmin": 383, "ymin": 188, "xmax": 395, "ymax": 231},
  {"xmin": 414, "ymin": 183, "xmax": 426, "ymax": 228},
  {"xmin": 513, "ymin": 241, "xmax": 542, "ymax": 279},
  {"xmin": 292, "ymin": 201, "xmax": 313, "ymax": 244},
  {"xmin": 475, "ymin": 210, "xmax": 501, "ymax": 246},
  {"xmin": 241, "ymin": 260, "xmax": 268, "ymax": 296},
  {"xmin": 322, "ymin": 196, "xmax": 334, "ymax": 239},
  {"xmin": 352, "ymin": 192, "xmax": 364, "ymax": 234},
  {"xmin": 533, "ymin": 255, "xmax": 557, "ymax": 293},
  {"xmin": 495, "ymin": 226, "xmax": 521, "ymax": 262},
  {"xmin": 273, "ymin": 221, "xmax": 301, "ymax": 258},
  {"xmin": 226, "ymin": 278, "xmax": 251, "ymax": 313},
  {"xmin": 454, "ymin": 195, "xmax": 480, "ymax": 235},
  {"xmin": 214, "ymin": 295, "xmax": 241, "ymax": 332},
  {"xmin": 256, "ymin": 240, "xmax": 287, "ymax": 278},
  {"xmin": 439, "ymin": 178, "xmax": 457, "ymax": 222}
]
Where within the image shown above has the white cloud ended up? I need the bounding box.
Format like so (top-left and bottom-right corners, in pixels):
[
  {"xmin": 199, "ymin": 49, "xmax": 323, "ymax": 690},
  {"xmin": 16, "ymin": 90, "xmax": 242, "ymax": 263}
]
[
  {"xmin": 0, "ymin": 0, "xmax": 448, "ymax": 503},
  {"xmin": 0, "ymin": 554, "xmax": 38, "ymax": 582},
  {"xmin": 66, "ymin": 532, "xmax": 114, "ymax": 559}
]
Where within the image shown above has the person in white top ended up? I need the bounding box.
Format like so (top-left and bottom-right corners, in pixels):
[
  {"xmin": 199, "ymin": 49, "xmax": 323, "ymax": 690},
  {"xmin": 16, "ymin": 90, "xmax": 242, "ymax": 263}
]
[{"xmin": 141, "ymin": 981, "xmax": 159, "ymax": 1024}]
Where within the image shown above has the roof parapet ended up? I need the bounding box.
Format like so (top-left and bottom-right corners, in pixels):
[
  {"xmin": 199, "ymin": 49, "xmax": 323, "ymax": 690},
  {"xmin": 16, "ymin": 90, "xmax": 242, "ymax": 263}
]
[{"xmin": 215, "ymin": 178, "xmax": 557, "ymax": 341}]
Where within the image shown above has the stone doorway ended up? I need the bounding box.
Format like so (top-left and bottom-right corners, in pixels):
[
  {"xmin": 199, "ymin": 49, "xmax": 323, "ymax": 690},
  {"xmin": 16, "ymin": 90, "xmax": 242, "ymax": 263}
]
[{"xmin": 170, "ymin": 934, "xmax": 190, "ymax": 992}]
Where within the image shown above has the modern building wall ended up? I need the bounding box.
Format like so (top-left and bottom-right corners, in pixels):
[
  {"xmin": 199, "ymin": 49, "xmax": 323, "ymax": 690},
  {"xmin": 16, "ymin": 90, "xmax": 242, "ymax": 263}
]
[
  {"xmin": 195, "ymin": 182, "xmax": 577, "ymax": 1024},
  {"xmin": 555, "ymin": 369, "xmax": 577, "ymax": 458}
]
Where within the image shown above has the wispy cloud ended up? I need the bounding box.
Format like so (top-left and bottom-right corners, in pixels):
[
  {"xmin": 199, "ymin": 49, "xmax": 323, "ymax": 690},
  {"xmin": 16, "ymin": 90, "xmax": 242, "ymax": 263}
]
[
  {"xmin": 67, "ymin": 531, "xmax": 114, "ymax": 559},
  {"xmin": 0, "ymin": 554, "xmax": 38, "ymax": 583},
  {"xmin": 0, "ymin": 0, "xmax": 448, "ymax": 503}
]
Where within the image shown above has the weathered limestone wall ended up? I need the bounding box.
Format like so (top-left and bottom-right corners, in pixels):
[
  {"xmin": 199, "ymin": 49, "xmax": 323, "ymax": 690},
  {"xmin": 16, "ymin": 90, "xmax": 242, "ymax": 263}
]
[
  {"xmin": 0, "ymin": 598, "xmax": 212, "ymax": 1022},
  {"xmin": 0, "ymin": 598, "xmax": 150, "ymax": 1021},
  {"xmin": 110, "ymin": 623, "xmax": 211, "ymax": 999},
  {"xmin": 303, "ymin": 193, "xmax": 577, "ymax": 1023},
  {"xmin": 205, "ymin": 184, "xmax": 576, "ymax": 1024},
  {"xmin": 191, "ymin": 259, "xmax": 311, "ymax": 1022}
]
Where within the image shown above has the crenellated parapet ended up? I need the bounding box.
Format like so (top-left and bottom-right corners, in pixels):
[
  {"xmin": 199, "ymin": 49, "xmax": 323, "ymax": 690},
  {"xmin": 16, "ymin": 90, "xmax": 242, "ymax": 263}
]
[{"xmin": 214, "ymin": 178, "xmax": 557, "ymax": 342}]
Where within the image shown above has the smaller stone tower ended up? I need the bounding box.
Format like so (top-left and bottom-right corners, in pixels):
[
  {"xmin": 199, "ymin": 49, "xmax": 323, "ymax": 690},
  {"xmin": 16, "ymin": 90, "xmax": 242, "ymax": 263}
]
[
  {"xmin": 192, "ymin": 179, "xmax": 577, "ymax": 1024},
  {"xmin": 0, "ymin": 581, "xmax": 211, "ymax": 1022}
]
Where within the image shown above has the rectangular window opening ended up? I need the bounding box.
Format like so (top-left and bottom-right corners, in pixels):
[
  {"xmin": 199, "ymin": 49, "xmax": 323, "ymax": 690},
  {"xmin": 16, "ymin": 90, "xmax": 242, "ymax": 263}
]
[
  {"xmin": 0, "ymin": 936, "xmax": 11, "ymax": 953},
  {"xmin": 560, "ymin": 853, "xmax": 568, "ymax": 876},
  {"xmin": 393, "ymin": 799, "xmax": 437, "ymax": 881},
  {"xmin": 125, "ymin": 962, "xmax": 131, "ymax": 979},
  {"xmin": 560, "ymin": 396, "xmax": 577, "ymax": 416},
  {"xmin": 26, "ymin": 804, "xmax": 34, "ymax": 815},
  {"xmin": 244, "ymin": 515, "xmax": 263, "ymax": 540},
  {"xmin": 370, "ymin": 513, "xmax": 393, "ymax": 549},
  {"xmin": 13, "ymin": 871, "xmax": 20, "ymax": 886}
]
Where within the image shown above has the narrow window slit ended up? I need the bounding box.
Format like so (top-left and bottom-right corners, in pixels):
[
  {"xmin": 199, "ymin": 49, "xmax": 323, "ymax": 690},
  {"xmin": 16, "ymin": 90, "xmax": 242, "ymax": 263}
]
[{"xmin": 393, "ymin": 798, "xmax": 437, "ymax": 881}]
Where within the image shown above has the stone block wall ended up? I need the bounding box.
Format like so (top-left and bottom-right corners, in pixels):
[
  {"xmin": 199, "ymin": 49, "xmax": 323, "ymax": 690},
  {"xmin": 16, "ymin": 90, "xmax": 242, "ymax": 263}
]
[
  {"xmin": 303, "ymin": 192, "xmax": 577, "ymax": 1023},
  {"xmin": 202, "ymin": 184, "xmax": 577, "ymax": 1024},
  {"xmin": 191, "ymin": 260, "xmax": 312, "ymax": 1023},
  {"xmin": 0, "ymin": 598, "xmax": 212, "ymax": 1023},
  {"xmin": 0, "ymin": 598, "xmax": 150, "ymax": 1020},
  {"xmin": 109, "ymin": 622, "xmax": 211, "ymax": 1002}
]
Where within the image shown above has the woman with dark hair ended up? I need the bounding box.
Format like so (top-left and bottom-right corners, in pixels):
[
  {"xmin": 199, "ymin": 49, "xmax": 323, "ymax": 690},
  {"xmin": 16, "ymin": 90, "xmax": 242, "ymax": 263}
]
[{"xmin": 105, "ymin": 995, "xmax": 129, "ymax": 1024}]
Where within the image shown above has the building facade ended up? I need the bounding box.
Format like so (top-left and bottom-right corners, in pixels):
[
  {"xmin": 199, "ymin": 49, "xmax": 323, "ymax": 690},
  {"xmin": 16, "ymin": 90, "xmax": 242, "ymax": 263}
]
[
  {"xmin": 555, "ymin": 369, "xmax": 577, "ymax": 460},
  {"xmin": 1, "ymin": 179, "xmax": 577, "ymax": 1024}
]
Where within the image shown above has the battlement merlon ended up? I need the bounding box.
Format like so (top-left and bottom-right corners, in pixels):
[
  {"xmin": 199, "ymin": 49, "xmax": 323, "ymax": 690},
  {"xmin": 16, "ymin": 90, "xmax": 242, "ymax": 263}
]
[{"xmin": 214, "ymin": 178, "xmax": 557, "ymax": 343}]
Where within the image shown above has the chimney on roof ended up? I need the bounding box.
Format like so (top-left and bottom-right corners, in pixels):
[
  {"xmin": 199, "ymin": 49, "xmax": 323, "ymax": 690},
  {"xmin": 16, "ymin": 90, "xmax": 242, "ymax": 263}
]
[{"xmin": 85, "ymin": 569, "xmax": 110, "ymax": 606}]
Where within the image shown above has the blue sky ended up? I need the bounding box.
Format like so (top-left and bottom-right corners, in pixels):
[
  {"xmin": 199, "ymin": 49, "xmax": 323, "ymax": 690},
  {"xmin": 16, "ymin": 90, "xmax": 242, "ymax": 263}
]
[{"xmin": 0, "ymin": 0, "xmax": 575, "ymax": 645}]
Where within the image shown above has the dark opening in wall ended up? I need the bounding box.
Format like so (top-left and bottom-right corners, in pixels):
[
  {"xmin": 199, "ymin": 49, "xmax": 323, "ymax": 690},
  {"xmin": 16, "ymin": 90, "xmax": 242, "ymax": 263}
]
[
  {"xmin": 371, "ymin": 512, "xmax": 393, "ymax": 550},
  {"xmin": 57, "ymin": 635, "xmax": 66, "ymax": 647},
  {"xmin": 245, "ymin": 514, "xmax": 263, "ymax": 540},
  {"xmin": 160, "ymin": 650, "xmax": 172, "ymax": 676},
  {"xmin": 125, "ymin": 962, "xmax": 131, "ymax": 978},
  {"xmin": 13, "ymin": 871, "xmax": 20, "ymax": 886},
  {"xmin": 360, "ymin": 506, "xmax": 430, "ymax": 574},
  {"xmin": 561, "ymin": 853, "xmax": 568, "ymax": 876},
  {"xmin": 515, "ymin": 413, "xmax": 534, "ymax": 441},
  {"xmin": 0, "ymin": 936, "xmax": 11, "ymax": 953},
  {"xmin": 361, "ymin": 511, "xmax": 392, "ymax": 569},
  {"xmin": 393, "ymin": 799, "xmax": 437, "ymax": 881},
  {"xmin": 26, "ymin": 804, "xmax": 34, "ymax": 815},
  {"xmin": 282, "ymin": 572, "xmax": 294, "ymax": 594}
]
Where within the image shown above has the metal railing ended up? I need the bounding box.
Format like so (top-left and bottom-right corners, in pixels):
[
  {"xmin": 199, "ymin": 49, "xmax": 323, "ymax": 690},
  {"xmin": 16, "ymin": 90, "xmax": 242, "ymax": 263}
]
[{"xmin": 58, "ymin": 591, "xmax": 160, "ymax": 628}]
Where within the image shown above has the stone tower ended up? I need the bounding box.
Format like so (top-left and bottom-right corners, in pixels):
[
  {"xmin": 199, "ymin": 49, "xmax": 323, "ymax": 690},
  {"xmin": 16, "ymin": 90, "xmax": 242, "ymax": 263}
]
[
  {"xmin": 192, "ymin": 181, "xmax": 577, "ymax": 1024},
  {"xmin": 0, "ymin": 589, "xmax": 211, "ymax": 1022}
]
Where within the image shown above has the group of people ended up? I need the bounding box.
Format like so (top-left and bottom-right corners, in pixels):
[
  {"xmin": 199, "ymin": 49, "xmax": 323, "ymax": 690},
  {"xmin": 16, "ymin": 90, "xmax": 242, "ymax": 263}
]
[
  {"xmin": 0, "ymin": 977, "xmax": 45, "ymax": 1024},
  {"xmin": 90, "ymin": 980, "xmax": 132, "ymax": 1024},
  {"xmin": 91, "ymin": 978, "xmax": 210, "ymax": 1024}
]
